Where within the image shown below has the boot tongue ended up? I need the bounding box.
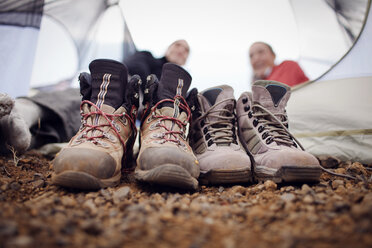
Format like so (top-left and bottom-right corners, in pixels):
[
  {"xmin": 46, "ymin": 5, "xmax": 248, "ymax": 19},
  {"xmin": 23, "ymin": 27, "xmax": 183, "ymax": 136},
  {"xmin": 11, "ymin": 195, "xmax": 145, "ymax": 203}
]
[
  {"xmin": 252, "ymin": 80, "xmax": 291, "ymax": 114},
  {"xmin": 200, "ymin": 85, "xmax": 235, "ymax": 122},
  {"xmin": 89, "ymin": 59, "xmax": 128, "ymax": 110},
  {"xmin": 200, "ymin": 85, "xmax": 235, "ymax": 146},
  {"xmin": 157, "ymin": 63, "xmax": 192, "ymax": 102}
]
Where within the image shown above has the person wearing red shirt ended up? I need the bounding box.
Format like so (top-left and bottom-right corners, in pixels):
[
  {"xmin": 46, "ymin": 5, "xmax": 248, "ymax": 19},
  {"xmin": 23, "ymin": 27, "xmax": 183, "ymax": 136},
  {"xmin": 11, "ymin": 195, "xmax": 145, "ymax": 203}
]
[{"xmin": 249, "ymin": 41, "xmax": 309, "ymax": 87}]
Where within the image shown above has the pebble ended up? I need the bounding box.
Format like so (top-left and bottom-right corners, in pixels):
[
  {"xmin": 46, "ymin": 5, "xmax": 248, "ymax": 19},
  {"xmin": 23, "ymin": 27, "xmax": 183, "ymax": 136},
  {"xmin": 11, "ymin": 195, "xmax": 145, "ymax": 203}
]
[
  {"xmin": 113, "ymin": 186, "xmax": 131, "ymax": 204},
  {"xmin": 83, "ymin": 199, "xmax": 98, "ymax": 215},
  {"xmin": 31, "ymin": 179, "xmax": 45, "ymax": 188},
  {"xmin": 301, "ymin": 184, "xmax": 314, "ymax": 195},
  {"xmin": 347, "ymin": 162, "xmax": 368, "ymax": 176},
  {"xmin": 332, "ymin": 180, "xmax": 344, "ymax": 190},
  {"xmin": 303, "ymin": 195, "xmax": 314, "ymax": 204},
  {"xmin": 264, "ymin": 180, "xmax": 277, "ymax": 191},
  {"xmin": 231, "ymin": 185, "xmax": 246, "ymax": 195},
  {"xmin": 9, "ymin": 181, "xmax": 21, "ymax": 190},
  {"xmin": 61, "ymin": 196, "xmax": 76, "ymax": 207},
  {"xmin": 280, "ymin": 193, "xmax": 296, "ymax": 202}
]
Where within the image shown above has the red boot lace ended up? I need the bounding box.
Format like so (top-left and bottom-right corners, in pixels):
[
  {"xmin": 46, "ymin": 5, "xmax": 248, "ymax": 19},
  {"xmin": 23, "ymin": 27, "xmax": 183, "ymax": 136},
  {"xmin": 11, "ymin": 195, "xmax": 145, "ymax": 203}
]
[
  {"xmin": 80, "ymin": 100, "xmax": 136, "ymax": 148},
  {"xmin": 149, "ymin": 95, "xmax": 191, "ymax": 145}
]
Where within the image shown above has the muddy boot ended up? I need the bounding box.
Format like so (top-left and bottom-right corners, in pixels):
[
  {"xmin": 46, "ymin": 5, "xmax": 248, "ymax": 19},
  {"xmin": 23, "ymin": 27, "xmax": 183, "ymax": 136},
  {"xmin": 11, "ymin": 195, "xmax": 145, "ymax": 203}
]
[
  {"xmin": 135, "ymin": 63, "xmax": 200, "ymax": 190},
  {"xmin": 188, "ymin": 85, "xmax": 252, "ymax": 185},
  {"xmin": 236, "ymin": 80, "xmax": 321, "ymax": 183},
  {"xmin": 52, "ymin": 59, "xmax": 140, "ymax": 190}
]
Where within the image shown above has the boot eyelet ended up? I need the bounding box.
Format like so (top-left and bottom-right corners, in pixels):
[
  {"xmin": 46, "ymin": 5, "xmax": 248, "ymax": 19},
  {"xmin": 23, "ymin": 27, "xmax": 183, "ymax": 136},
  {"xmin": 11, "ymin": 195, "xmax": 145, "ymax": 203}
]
[
  {"xmin": 242, "ymin": 98, "xmax": 248, "ymax": 104},
  {"xmin": 244, "ymin": 105, "xmax": 250, "ymax": 112},
  {"xmin": 248, "ymin": 112, "xmax": 253, "ymax": 118},
  {"xmin": 207, "ymin": 140, "xmax": 214, "ymax": 147},
  {"xmin": 266, "ymin": 137, "xmax": 273, "ymax": 144},
  {"xmin": 258, "ymin": 126, "xmax": 264, "ymax": 133},
  {"xmin": 262, "ymin": 132, "xmax": 268, "ymax": 139},
  {"xmin": 253, "ymin": 119, "xmax": 258, "ymax": 127},
  {"xmin": 203, "ymin": 127, "xmax": 208, "ymax": 135},
  {"xmin": 200, "ymin": 120, "xmax": 205, "ymax": 127},
  {"xmin": 205, "ymin": 133, "xmax": 211, "ymax": 140}
]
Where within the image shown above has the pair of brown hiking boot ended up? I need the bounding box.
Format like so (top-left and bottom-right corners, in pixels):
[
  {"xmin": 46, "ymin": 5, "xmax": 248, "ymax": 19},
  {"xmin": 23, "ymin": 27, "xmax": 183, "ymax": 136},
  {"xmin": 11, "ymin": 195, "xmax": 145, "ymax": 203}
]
[
  {"xmin": 52, "ymin": 60, "xmax": 320, "ymax": 191},
  {"xmin": 52, "ymin": 60, "xmax": 199, "ymax": 190}
]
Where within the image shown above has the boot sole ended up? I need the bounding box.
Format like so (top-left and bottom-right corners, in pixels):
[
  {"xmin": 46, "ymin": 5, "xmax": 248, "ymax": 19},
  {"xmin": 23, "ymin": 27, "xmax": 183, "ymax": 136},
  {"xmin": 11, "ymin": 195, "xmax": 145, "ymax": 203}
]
[
  {"xmin": 135, "ymin": 164, "xmax": 199, "ymax": 190},
  {"xmin": 199, "ymin": 167, "xmax": 252, "ymax": 185},
  {"xmin": 255, "ymin": 165, "xmax": 321, "ymax": 183},
  {"xmin": 52, "ymin": 171, "xmax": 120, "ymax": 190}
]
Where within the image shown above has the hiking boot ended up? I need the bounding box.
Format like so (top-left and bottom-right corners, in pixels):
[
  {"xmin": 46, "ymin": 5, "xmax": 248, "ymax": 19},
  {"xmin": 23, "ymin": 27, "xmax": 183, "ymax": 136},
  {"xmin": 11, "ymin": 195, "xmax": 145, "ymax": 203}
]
[
  {"xmin": 236, "ymin": 80, "xmax": 321, "ymax": 183},
  {"xmin": 188, "ymin": 85, "xmax": 252, "ymax": 184},
  {"xmin": 135, "ymin": 63, "xmax": 200, "ymax": 190},
  {"xmin": 52, "ymin": 59, "xmax": 140, "ymax": 190}
]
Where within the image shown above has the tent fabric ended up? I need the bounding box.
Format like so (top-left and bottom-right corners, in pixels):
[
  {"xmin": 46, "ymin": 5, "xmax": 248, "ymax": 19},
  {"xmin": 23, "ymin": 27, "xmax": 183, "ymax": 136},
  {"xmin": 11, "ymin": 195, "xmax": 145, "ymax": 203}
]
[
  {"xmin": 0, "ymin": 0, "xmax": 136, "ymax": 96},
  {"xmin": 0, "ymin": 0, "xmax": 44, "ymax": 28},
  {"xmin": 0, "ymin": 0, "xmax": 44, "ymax": 98},
  {"xmin": 288, "ymin": 1, "xmax": 372, "ymax": 164}
]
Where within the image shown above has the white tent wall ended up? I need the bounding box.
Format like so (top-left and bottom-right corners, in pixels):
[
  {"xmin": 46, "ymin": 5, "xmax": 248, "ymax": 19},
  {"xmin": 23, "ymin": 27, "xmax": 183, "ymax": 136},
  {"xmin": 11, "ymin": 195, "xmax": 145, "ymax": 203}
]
[
  {"xmin": 0, "ymin": 0, "xmax": 44, "ymax": 98},
  {"xmin": 0, "ymin": 26, "xmax": 40, "ymax": 98},
  {"xmin": 287, "ymin": 2, "xmax": 372, "ymax": 164}
]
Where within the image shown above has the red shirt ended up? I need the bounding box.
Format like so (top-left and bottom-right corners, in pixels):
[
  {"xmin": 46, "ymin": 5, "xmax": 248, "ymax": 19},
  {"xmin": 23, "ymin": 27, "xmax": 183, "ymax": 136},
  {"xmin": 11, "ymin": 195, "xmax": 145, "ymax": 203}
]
[{"xmin": 264, "ymin": 60, "xmax": 309, "ymax": 87}]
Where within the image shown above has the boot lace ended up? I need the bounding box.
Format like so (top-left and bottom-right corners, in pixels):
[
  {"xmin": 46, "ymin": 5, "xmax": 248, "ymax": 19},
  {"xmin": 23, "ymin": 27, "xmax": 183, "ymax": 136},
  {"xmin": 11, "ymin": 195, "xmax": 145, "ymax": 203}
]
[
  {"xmin": 150, "ymin": 95, "xmax": 191, "ymax": 146},
  {"xmin": 79, "ymin": 100, "xmax": 136, "ymax": 148},
  {"xmin": 252, "ymin": 103, "xmax": 360, "ymax": 181},
  {"xmin": 196, "ymin": 98, "xmax": 237, "ymax": 146}
]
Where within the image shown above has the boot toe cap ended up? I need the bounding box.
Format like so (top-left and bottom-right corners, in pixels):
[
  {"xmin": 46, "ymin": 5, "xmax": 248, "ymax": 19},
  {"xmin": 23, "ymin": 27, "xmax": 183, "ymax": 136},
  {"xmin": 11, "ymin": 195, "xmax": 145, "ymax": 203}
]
[
  {"xmin": 53, "ymin": 148, "xmax": 117, "ymax": 179},
  {"xmin": 138, "ymin": 147, "xmax": 199, "ymax": 178}
]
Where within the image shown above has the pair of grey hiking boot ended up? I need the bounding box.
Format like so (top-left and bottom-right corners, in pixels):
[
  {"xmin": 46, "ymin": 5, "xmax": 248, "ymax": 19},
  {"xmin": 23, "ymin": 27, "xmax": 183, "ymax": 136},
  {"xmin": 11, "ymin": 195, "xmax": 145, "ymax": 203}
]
[{"xmin": 191, "ymin": 81, "xmax": 321, "ymax": 185}]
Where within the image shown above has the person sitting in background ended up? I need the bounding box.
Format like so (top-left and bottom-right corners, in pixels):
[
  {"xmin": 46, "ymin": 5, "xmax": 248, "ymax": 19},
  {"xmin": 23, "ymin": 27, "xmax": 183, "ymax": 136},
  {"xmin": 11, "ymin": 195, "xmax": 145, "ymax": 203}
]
[
  {"xmin": 125, "ymin": 39, "xmax": 190, "ymax": 82},
  {"xmin": 249, "ymin": 41, "xmax": 309, "ymax": 87},
  {"xmin": 0, "ymin": 39, "xmax": 191, "ymax": 155}
]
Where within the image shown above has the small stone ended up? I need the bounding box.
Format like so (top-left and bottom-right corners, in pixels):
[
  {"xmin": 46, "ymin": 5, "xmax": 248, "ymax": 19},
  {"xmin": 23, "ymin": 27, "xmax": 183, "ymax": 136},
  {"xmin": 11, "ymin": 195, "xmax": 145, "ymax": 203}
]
[
  {"xmin": 204, "ymin": 217, "xmax": 214, "ymax": 225},
  {"xmin": 334, "ymin": 168, "xmax": 346, "ymax": 174},
  {"xmin": 332, "ymin": 179, "xmax": 344, "ymax": 190},
  {"xmin": 280, "ymin": 193, "xmax": 296, "ymax": 202},
  {"xmin": 264, "ymin": 180, "xmax": 277, "ymax": 191},
  {"xmin": 99, "ymin": 189, "xmax": 112, "ymax": 201},
  {"xmin": 33, "ymin": 173, "xmax": 44, "ymax": 180},
  {"xmin": 347, "ymin": 162, "xmax": 368, "ymax": 176},
  {"xmin": 31, "ymin": 179, "xmax": 45, "ymax": 189},
  {"xmin": 9, "ymin": 181, "xmax": 21, "ymax": 191},
  {"xmin": 303, "ymin": 195, "xmax": 314, "ymax": 204},
  {"xmin": 61, "ymin": 196, "xmax": 76, "ymax": 207},
  {"xmin": 333, "ymin": 201, "xmax": 350, "ymax": 212},
  {"xmin": 113, "ymin": 186, "xmax": 130, "ymax": 204},
  {"xmin": 218, "ymin": 186, "xmax": 225, "ymax": 193},
  {"xmin": 81, "ymin": 220, "xmax": 102, "ymax": 235},
  {"xmin": 301, "ymin": 184, "xmax": 314, "ymax": 194},
  {"xmin": 231, "ymin": 185, "xmax": 246, "ymax": 195},
  {"xmin": 317, "ymin": 155, "xmax": 341, "ymax": 168},
  {"xmin": 0, "ymin": 183, "xmax": 8, "ymax": 191},
  {"xmin": 160, "ymin": 212, "xmax": 173, "ymax": 222},
  {"xmin": 83, "ymin": 199, "xmax": 98, "ymax": 215}
]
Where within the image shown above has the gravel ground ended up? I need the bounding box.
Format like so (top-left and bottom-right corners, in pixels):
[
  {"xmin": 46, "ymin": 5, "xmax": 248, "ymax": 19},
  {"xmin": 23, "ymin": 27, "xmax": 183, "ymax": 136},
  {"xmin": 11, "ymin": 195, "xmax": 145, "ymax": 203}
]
[{"xmin": 0, "ymin": 151, "xmax": 371, "ymax": 248}]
